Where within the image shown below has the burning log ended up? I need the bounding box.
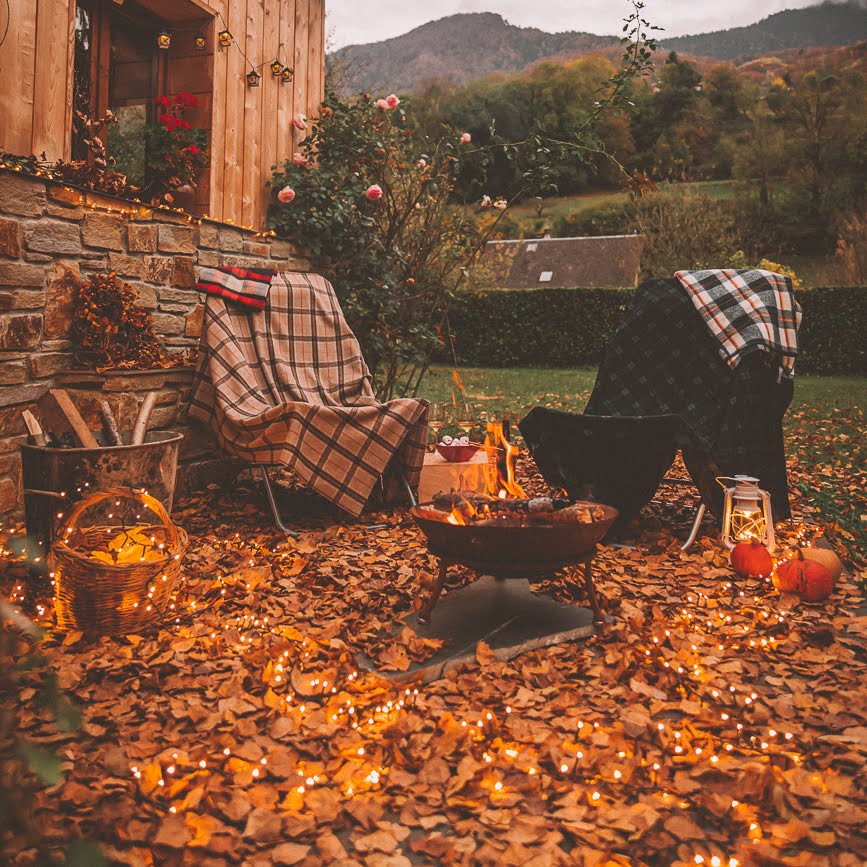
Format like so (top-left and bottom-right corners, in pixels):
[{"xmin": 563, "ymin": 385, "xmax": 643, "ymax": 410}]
[{"xmin": 429, "ymin": 492, "xmax": 608, "ymax": 526}]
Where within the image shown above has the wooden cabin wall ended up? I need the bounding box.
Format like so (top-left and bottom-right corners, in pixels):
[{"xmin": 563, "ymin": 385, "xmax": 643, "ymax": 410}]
[
  {"xmin": 207, "ymin": 0, "xmax": 325, "ymax": 229},
  {"xmin": 0, "ymin": 0, "xmax": 77, "ymax": 160},
  {"xmin": 0, "ymin": 0, "xmax": 326, "ymax": 229}
]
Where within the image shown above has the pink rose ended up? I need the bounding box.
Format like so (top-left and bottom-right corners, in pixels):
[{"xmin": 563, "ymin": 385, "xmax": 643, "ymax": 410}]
[
  {"xmin": 365, "ymin": 184, "xmax": 383, "ymax": 201},
  {"xmin": 292, "ymin": 152, "xmax": 308, "ymax": 166},
  {"xmin": 417, "ymin": 158, "xmax": 427, "ymax": 169},
  {"xmin": 460, "ymin": 132, "xmax": 471, "ymax": 143},
  {"xmin": 385, "ymin": 93, "xmax": 400, "ymax": 109},
  {"xmin": 374, "ymin": 98, "xmax": 390, "ymax": 110},
  {"xmin": 277, "ymin": 186, "xmax": 296, "ymax": 203},
  {"xmin": 292, "ymin": 113, "xmax": 307, "ymax": 130}
]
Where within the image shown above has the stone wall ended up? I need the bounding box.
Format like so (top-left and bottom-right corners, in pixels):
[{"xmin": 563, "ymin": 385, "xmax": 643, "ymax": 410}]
[{"xmin": 0, "ymin": 168, "xmax": 311, "ymax": 517}]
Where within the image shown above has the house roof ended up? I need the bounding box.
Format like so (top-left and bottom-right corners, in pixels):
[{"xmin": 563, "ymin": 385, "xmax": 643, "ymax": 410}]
[{"xmin": 478, "ymin": 234, "xmax": 646, "ymax": 289}]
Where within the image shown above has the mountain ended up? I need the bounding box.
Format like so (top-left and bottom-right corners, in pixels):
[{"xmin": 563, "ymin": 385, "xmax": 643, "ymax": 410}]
[
  {"xmin": 658, "ymin": 1, "xmax": 867, "ymax": 62},
  {"xmin": 329, "ymin": 12, "xmax": 620, "ymax": 95},
  {"xmin": 329, "ymin": 2, "xmax": 867, "ymax": 96}
]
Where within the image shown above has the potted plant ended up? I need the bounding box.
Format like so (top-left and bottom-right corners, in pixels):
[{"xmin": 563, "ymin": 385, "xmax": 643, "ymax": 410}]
[{"xmin": 143, "ymin": 93, "xmax": 209, "ymax": 208}]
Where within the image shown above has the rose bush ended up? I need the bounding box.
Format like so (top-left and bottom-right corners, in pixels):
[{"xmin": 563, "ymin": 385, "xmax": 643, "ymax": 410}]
[{"xmin": 268, "ymin": 89, "xmax": 522, "ymax": 399}]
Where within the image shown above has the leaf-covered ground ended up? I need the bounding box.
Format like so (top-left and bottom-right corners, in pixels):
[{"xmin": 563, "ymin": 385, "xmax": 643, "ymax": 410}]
[{"xmin": 2, "ymin": 430, "xmax": 865, "ymax": 867}]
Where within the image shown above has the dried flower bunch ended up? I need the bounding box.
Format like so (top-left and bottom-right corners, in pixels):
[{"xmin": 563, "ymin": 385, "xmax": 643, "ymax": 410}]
[{"xmin": 67, "ymin": 271, "xmax": 190, "ymax": 370}]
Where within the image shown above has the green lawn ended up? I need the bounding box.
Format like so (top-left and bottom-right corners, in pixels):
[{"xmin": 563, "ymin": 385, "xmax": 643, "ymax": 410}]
[
  {"xmin": 419, "ymin": 366, "xmax": 867, "ymax": 572},
  {"xmin": 505, "ymin": 180, "xmax": 737, "ymax": 231}
]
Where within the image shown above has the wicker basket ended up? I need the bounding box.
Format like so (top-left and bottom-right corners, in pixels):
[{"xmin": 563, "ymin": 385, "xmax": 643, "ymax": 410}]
[{"xmin": 50, "ymin": 487, "xmax": 188, "ymax": 636}]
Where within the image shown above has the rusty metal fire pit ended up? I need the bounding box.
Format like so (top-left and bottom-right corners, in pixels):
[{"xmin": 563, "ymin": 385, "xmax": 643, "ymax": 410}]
[{"xmin": 411, "ymin": 501, "xmax": 618, "ymax": 624}]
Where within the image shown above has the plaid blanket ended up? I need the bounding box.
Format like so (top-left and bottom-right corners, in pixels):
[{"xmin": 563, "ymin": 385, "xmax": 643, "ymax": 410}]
[
  {"xmin": 188, "ymin": 271, "xmax": 429, "ymax": 516},
  {"xmin": 584, "ymin": 278, "xmax": 793, "ymax": 518},
  {"xmin": 196, "ymin": 265, "xmax": 276, "ymax": 310},
  {"xmin": 675, "ymin": 269, "xmax": 801, "ymax": 376}
]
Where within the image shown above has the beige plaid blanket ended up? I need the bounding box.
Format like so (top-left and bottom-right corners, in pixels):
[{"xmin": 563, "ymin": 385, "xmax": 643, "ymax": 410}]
[{"xmin": 188, "ymin": 271, "xmax": 429, "ymax": 516}]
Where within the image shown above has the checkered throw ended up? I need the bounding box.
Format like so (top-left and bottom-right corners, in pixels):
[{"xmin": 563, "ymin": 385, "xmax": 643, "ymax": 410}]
[
  {"xmin": 675, "ymin": 269, "xmax": 802, "ymax": 376},
  {"xmin": 188, "ymin": 271, "xmax": 429, "ymax": 516},
  {"xmin": 196, "ymin": 265, "xmax": 277, "ymax": 310}
]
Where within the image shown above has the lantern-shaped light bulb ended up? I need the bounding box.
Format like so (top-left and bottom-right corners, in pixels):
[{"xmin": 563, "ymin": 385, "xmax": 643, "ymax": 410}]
[
  {"xmin": 194, "ymin": 32, "xmax": 206, "ymax": 50},
  {"xmin": 271, "ymin": 59, "xmax": 283, "ymax": 77},
  {"xmin": 246, "ymin": 68, "xmax": 262, "ymax": 87},
  {"xmin": 157, "ymin": 30, "xmax": 171, "ymax": 50},
  {"xmin": 281, "ymin": 66, "xmax": 294, "ymax": 83},
  {"xmin": 218, "ymin": 29, "xmax": 233, "ymax": 47},
  {"xmin": 720, "ymin": 475, "xmax": 775, "ymax": 551}
]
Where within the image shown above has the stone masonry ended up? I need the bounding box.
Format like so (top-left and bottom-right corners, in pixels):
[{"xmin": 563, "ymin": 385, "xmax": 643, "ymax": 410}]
[{"xmin": 0, "ymin": 168, "xmax": 312, "ymax": 516}]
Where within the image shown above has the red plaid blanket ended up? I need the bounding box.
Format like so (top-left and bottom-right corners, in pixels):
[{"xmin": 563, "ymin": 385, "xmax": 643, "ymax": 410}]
[
  {"xmin": 196, "ymin": 265, "xmax": 276, "ymax": 310},
  {"xmin": 675, "ymin": 269, "xmax": 802, "ymax": 376},
  {"xmin": 188, "ymin": 272, "xmax": 429, "ymax": 516}
]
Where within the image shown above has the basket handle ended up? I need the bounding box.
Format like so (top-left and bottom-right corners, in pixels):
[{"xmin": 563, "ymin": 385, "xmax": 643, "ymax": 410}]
[{"xmin": 55, "ymin": 487, "xmax": 180, "ymax": 551}]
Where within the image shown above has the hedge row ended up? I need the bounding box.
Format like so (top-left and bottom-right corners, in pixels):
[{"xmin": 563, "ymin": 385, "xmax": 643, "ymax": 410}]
[{"xmin": 445, "ymin": 286, "xmax": 866, "ymax": 375}]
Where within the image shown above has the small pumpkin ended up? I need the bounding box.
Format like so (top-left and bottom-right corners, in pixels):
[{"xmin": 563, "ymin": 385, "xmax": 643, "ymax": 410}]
[
  {"xmin": 800, "ymin": 546, "xmax": 843, "ymax": 585},
  {"xmin": 730, "ymin": 539, "xmax": 774, "ymax": 579},
  {"xmin": 773, "ymin": 549, "xmax": 835, "ymax": 602}
]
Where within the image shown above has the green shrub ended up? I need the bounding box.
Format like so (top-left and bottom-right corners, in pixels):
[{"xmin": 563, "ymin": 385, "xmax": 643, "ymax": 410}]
[
  {"xmin": 796, "ymin": 286, "xmax": 866, "ymax": 375},
  {"xmin": 630, "ymin": 189, "xmax": 744, "ymax": 278},
  {"xmin": 444, "ymin": 285, "xmax": 866, "ymax": 375},
  {"xmin": 445, "ymin": 288, "xmax": 633, "ymax": 367},
  {"xmin": 552, "ymin": 203, "xmax": 632, "ymax": 238}
]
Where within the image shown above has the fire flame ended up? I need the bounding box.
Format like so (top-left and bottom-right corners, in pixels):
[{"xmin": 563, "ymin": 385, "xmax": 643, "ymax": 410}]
[
  {"xmin": 484, "ymin": 421, "xmax": 524, "ymax": 500},
  {"xmin": 443, "ymin": 421, "xmax": 523, "ymax": 525}
]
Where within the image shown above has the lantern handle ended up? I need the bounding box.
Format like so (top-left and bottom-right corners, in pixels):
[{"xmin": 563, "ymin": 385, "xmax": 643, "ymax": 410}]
[{"xmin": 715, "ymin": 475, "xmax": 760, "ymax": 490}]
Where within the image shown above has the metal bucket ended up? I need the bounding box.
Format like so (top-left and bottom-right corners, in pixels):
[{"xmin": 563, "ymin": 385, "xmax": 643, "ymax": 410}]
[{"xmin": 20, "ymin": 430, "xmax": 183, "ymax": 563}]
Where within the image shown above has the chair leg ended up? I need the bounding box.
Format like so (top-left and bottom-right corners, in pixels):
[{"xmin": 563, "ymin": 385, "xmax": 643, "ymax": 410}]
[
  {"xmin": 259, "ymin": 467, "xmax": 298, "ymax": 537},
  {"xmin": 681, "ymin": 502, "xmax": 707, "ymax": 551},
  {"xmin": 399, "ymin": 470, "xmax": 417, "ymax": 507}
]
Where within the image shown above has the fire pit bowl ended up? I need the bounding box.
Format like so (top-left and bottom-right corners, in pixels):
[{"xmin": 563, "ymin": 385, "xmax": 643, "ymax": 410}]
[{"xmin": 411, "ymin": 501, "xmax": 618, "ymax": 579}]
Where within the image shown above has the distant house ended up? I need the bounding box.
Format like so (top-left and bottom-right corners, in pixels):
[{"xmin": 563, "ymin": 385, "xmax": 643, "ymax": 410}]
[{"xmin": 478, "ymin": 234, "xmax": 646, "ymax": 289}]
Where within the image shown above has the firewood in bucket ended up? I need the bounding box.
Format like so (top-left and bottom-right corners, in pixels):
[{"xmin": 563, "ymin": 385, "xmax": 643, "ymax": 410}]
[
  {"xmin": 99, "ymin": 401, "xmax": 123, "ymax": 446},
  {"xmin": 21, "ymin": 410, "xmax": 48, "ymax": 447},
  {"xmin": 130, "ymin": 392, "xmax": 158, "ymax": 446},
  {"xmin": 36, "ymin": 388, "xmax": 99, "ymax": 449}
]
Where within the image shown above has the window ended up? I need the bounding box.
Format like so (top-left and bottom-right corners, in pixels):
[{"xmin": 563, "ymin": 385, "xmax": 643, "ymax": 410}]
[{"xmin": 73, "ymin": 0, "xmax": 166, "ymax": 183}]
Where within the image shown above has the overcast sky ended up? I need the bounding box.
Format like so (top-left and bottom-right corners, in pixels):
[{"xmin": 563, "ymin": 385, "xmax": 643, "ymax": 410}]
[{"xmin": 327, "ymin": 0, "xmax": 824, "ymax": 50}]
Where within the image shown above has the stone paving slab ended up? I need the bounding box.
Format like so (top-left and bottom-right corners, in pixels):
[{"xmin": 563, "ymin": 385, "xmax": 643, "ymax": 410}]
[{"xmin": 368, "ymin": 576, "xmax": 596, "ymax": 683}]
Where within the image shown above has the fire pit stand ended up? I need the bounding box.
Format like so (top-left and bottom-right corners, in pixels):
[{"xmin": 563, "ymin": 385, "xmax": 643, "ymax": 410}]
[{"xmin": 418, "ymin": 547, "xmax": 605, "ymax": 625}]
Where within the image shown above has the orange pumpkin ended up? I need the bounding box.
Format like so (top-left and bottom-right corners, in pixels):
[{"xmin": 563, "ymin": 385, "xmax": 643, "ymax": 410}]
[
  {"xmin": 800, "ymin": 546, "xmax": 843, "ymax": 585},
  {"xmin": 730, "ymin": 539, "xmax": 774, "ymax": 579},
  {"xmin": 773, "ymin": 549, "xmax": 835, "ymax": 602}
]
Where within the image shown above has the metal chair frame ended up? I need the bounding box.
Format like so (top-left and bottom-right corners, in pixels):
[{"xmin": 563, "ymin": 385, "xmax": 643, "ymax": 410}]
[{"xmin": 258, "ymin": 465, "xmax": 417, "ymax": 536}]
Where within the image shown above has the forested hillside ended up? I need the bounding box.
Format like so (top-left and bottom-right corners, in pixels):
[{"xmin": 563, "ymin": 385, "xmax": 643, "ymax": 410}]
[
  {"xmin": 329, "ymin": 2, "xmax": 867, "ymax": 95},
  {"xmin": 660, "ymin": 0, "xmax": 867, "ymax": 61},
  {"xmin": 331, "ymin": 13, "xmax": 619, "ymax": 95}
]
